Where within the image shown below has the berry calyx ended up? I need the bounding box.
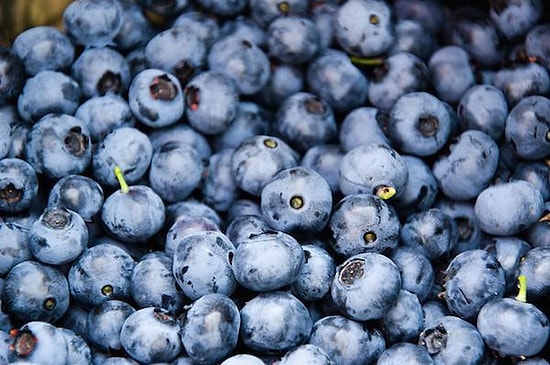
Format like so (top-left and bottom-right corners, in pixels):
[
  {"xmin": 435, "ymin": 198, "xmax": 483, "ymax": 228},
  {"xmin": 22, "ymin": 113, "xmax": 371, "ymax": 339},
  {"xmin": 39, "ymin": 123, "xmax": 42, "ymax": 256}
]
[
  {"xmin": 375, "ymin": 185, "xmax": 396, "ymax": 200},
  {"xmin": 0, "ymin": 183, "xmax": 23, "ymax": 204},
  {"xmin": 149, "ymin": 74, "xmax": 178, "ymax": 101},
  {"xmin": 8, "ymin": 329, "xmax": 37, "ymax": 357}
]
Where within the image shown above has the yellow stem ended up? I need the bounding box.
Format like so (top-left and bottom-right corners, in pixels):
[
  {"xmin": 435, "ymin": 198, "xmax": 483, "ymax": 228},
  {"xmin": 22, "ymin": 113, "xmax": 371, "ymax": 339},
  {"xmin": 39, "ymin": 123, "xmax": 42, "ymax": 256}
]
[
  {"xmin": 114, "ymin": 166, "xmax": 129, "ymax": 194},
  {"xmin": 375, "ymin": 185, "xmax": 396, "ymax": 200}
]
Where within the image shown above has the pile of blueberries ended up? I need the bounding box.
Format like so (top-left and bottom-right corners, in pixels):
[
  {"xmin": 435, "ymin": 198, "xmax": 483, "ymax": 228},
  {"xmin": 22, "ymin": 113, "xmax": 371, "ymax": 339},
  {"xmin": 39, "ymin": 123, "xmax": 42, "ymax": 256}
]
[{"xmin": 0, "ymin": 0, "xmax": 549, "ymax": 364}]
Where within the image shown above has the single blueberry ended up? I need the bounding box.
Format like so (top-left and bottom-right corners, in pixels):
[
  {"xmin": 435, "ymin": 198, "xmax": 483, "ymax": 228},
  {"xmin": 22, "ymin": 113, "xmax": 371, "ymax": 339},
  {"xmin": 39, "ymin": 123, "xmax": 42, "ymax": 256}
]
[
  {"xmin": 220, "ymin": 354, "xmax": 265, "ymax": 365},
  {"xmin": 309, "ymin": 314, "xmax": 386, "ymax": 365},
  {"xmin": 339, "ymin": 107, "xmax": 391, "ymax": 152},
  {"xmin": 378, "ymin": 289, "xmax": 424, "ymax": 344},
  {"xmin": 493, "ymin": 62, "xmax": 550, "ymax": 106},
  {"xmin": 389, "ymin": 246, "xmax": 435, "ymax": 303},
  {"xmin": 518, "ymin": 247, "xmax": 550, "ymax": 301},
  {"xmin": 239, "ymin": 291, "xmax": 312, "ymax": 354},
  {"xmin": 29, "ymin": 207, "xmax": 88, "ymax": 266},
  {"xmin": 148, "ymin": 123, "xmax": 212, "ymax": 163},
  {"xmin": 377, "ymin": 342, "xmax": 435, "ymax": 365},
  {"xmin": 164, "ymin": 214, "xmax": 220, "ymax": 257},
  {"xmin": 59, "ymin": 327, "xmax": 92, "ymax": 365},
  {"xmin": 300, "ymin": 144, "xmax": 343, "ymax": 194},
  {"xmin": 148, "ymin": 141, "xmax": 203, "ymax": 203},
  {"xmin": 0, "ymin": 158, "xmax": 39, "ymax": 213},
  {"xmin": 128, "ymin": 69, "xmax": 184, "ymax": 128},
  {"xmin": 120, "ymin": 307, "xmax": 183, "ymax": 363},
  {"xmin": 17, "ymin": 70, "xmax": 81, "ymax": 123},
  {"xmin": 484, "ymin": 237, "xmax": 531, "ymax": 294},
  {"xmin": 224, "ymin": 214, "xmax": 270, "ymax": 248},
  {"xmin": 113, "ymin": 0, "xmax": 156, "ymax": 51},
  {"xmin": 512, "ymin": 161, "xmax": 550, "ymax": 201},
  {"xmin": 11, "ymin": 26, "xmax": 75, "ymax": 76},
  {"xmin": 279, "ymin": 343, "xmax": 335, "ymax": 364},
  {"xmin": 0, "ymin": 47, "xmax": 25, "ymax": 105},
  {"xmin": 184, "ymin": 70, "xmax": 240, "ymax": 135},
  {"xmin": 306, "ymin": 49, "xmax": 368, "ymax": 113},
  {"xmin": 331, "ymin": 252, "xmax": 402, "ymax": 321},
  {"xmin": 291, "ymin": 243, "xmax": 336, "ymax": 302},
  {"xmin": 180, "ymin": 293, "xmax": 240, "ymax": 364},
  {"xmin": 173, "ymin": 11, "xmax": 221, "ymax": 48},
  {"xmin": 0, "ymin": 221, "xmax": 31, "ymax": 276},
  {"xmin": 7, "ymin": 321, "xmax": 69, "ymax": 364},
  {"xmin": 2, "ymin": 260, "xmax": 70, "ymax": 323},
  {"xmin": 474, "ymin": 180, "xmax": 545, "ymax": 236},
  {"xmin": 249, "ymin": 0, "xmax": 309, "ymax": 28},
  {"xmin": 68, "ymin": 243, "xmax": 136, "ymax": 309},
  {"xmin": 62, "ymin": 0, "xmax": 123, "ymax": 47},
  {"xmin": 267, "ymin": 16, "xmax": 320, "ymax": 64},
  {"xmin": 86, "ymin": 299, "xmax": 136, "ymax": 352},
  {"xmin": 202, "ymin": 148, "xmax": 240, "ymax": 212},
  {"xmin": 390, "ymin": 19, "xmax": 436, "ymax": 61},
  {"xmin": 257, "ymin": 61, "xmax": 305, "ymax": 109},
  {"xmin": 172, "ymin": 231, "xmax": 237, "ymax": 300},
  {"xmin": 489, "ymin": 0, "xmax": 543, "ymax": 40},
  {"xmin": 442, "ymin": 249, "xmax": 506, "ymax": 321}
]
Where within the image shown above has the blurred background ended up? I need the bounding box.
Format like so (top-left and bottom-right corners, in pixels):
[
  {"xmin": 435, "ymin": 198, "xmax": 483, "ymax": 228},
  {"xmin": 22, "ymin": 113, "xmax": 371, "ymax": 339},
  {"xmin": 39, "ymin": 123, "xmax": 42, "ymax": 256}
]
[{"xmin": 0, "ymin": 0, "xmax": 72, "ymax": 47}]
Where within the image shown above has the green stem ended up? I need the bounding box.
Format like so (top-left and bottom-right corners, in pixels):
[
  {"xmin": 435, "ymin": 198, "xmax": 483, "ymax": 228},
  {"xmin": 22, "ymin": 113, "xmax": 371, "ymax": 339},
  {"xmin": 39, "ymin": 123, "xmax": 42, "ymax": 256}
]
[
  {"xmin": 114, "ymin": 166, "xmax": 129, "ymax": 194},
  {"xmin": 516, "ymin": 275, "xmax": 527, "ymax": 303},
  {"xmin": 349, "ymin": 56, "xmax": 385, "ymax": 66}
]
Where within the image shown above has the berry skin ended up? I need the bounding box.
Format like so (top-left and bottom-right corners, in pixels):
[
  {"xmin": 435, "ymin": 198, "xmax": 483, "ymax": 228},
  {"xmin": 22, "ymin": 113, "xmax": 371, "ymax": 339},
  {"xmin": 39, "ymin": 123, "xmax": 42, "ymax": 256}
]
[
  {"xmin": 267, "ymin": 16, "xmax": 321, "ymax": 64},
  {"xmin": 0, "ymin": 158, "xmax": 39, "ymax": 214}
]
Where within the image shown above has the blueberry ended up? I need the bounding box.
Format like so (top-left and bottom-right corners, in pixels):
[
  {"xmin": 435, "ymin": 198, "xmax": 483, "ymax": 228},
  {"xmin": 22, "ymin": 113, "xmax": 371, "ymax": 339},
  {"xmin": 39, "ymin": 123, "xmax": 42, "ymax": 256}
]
[
  {"xmin": 62, "ymin": 0, "xmax": 123, "ymax": 47},
  {"xmin": 401, "ymin": 208, "xmax": 458, "ymax": 262},
  {"xmin": 173, "ymin": 11, "xmax": 221, "ymax": 48},
  {"xmin": 524, "ymin": 201, "xmax": 550, "ymax": 248},
  {"xmin": 261, "ymin": 166, "xmax": 332, "ymax": 234},
  {"xmin": 148, "ymin": 123, "xmax": 212, "ymax": 163},
  {"xmin": 393, "ymin": 0, "xmax": 445, "ymax": 35},
  {"xmin": 275, "ymin": 91, "xmax": 337, "ymax": 152},
  {"xmin": 101, "ymin": 182, "xmax": 165, "ymax": 243},
  {"xmin": 442, "ymin": 249, "xmax": 506, "ymax": 321},
  {"xmin": 113, "ymin": 0, "xmax": 156, "ymax": 52},
  {"xmin": 11, "ymin": 26, "xmax": 75, "ymax": 76},
  {"xmin": 59, "ymin": 327, "xmax": 92, "ymax": 365},
  {"xmin": 120, "ymin": 307, "xmax": 183, "ymax": 363},
  {"xmin": 339, "ymin": 143, "xmax": 408, "ymax": 199},
  {"xmin": 300, "ymin": 144, "xmax": 342, "ymax": 194},
  {"xmin": 172, "ymin": 231, "xmax": 237, "ymax": 300},
  {"xmin": 389, "ymin": 246, "xmax": 434, "ymax": 303},
  {"xmin": 377, "ymin": 342, "xmax": 435, "ymax": 365},
  {"xmin": 226, "ymin": 199, "xmax": 262, "ymax": 223},
  {"xmin": 484, "ymin": 237, "xmax": 531, "ymax": 294},
  {"xmin": 47, "ymin": 174, "xmax": 104, "ymax": 223},
  {"xmin": 309, "ymin": 314, "xmax": 386, "ymax": 365},
  {"xmin": 86, "ymin": 300, "xmax": 136, "ymax": 352},
  {"xmin": 135, "ymin": 0, "xmax": 189, "ymax": 16},
  {"xmin": 279, "ymin": 343, "xmax": 335, "ymax": 364},
  {"xmin": 212, "ymin": 101, "xmax": 271, "ymax": 151},
  {"xmin": 457, "ymin": 84, "xmax": 508, "ymax": 140},
  {"xmin": 0, "ymin": 47, "xmax": 25, "ymax": 105},
  {"xmin": 368, "ymin": 52, "xmax": 430, "ymax": 111},
  {"xmin": 92, "ymin": 127, "xmax": 152, "ymax": 188},
  {"xmin": 310, "ymin": 2, "xmax": 338, "ymax": 50},
  {"xmin": 339, "ymin": 107, "xmax": 391, "ymax": 152},
  {"xmin": 418, "ymin": 315, "xmax": 485, "ymax": 364},
  {"xmin": 267, "ymin": 16, "xmax": 320, "ymax": 64},
  {"xmin": 164, "ymin": 214, "xmax": 220, "ymax": 256},
  {"xmin": 433, "ymin": 130, "xmax": 500, "ymax": 201},
  {"xmin": 493, "ymin": 62, "xmax": 550, "ymax": 106},
  {"xmin": 68, "ymin": 243, "xmax": 136, "ymax": 308},
  {"xmin": 184, "ymin": 70, "xmax": 240, "ymax": 135},
  {"xmin": 166, "ymin": 199, "xmax": 222, "ymax": 229},
  {"xmin": 334, "ymin": 0, "xmax": 395, "ymax": 57},
  {"xmin": 2, "ymin": 261, "xmax": 70, "ymax": 323},
  {"xmin": 389, "ymin": 91, "xmax": 452, "ymax": 157},
  {"xmin": 0, "ymin": 158, "xmax": 39, "ymax": 213},
  {"xmin": 477, "ymin": 295, "xmax": 549, "ymax": 358},
  {"xmin": 7, "ymin": 321, "xmax": 68, "ymax": 365},
  {"xmin": 0, "ymin": 113, "xmax": 11, "ymax": 160},
  {"xmin": 394, "ymin": 154, "xmax": 439, "ymax": 217},
  {"xmin": 128, "ymin": 69, "xmax": 184, "ymax": 128},
  {"xmin": 17, "ymin": 70, "xmax": 81, "ymax": 123},
  {"xmin": 257, "ymin": 61, "xmax": 305, "ymax": 108},
  {"xmin": 207, "ymin": 35, "xmax": 271, "ymax": 95},
  {"xmin": 306, "ymin": 49, "xmax": 368, "ymax": 113},
  {"xmin": 74, "ymin": 94, "xmax": 135, "ymax": 144},
  {"xmin": 239, "ymin": 291, "xmax": 312, "ymax": 354},
  {"xmin": 148, "ymin": 142, "xmax": 203, "ymax": 203},
  {"xmin": 422, "ymin": 300, "xmax": 450, "ymax": 328},
  {"xmin": 329, "ymin": 193, "xmax": 400, "ymax": 257},
  {"xmin": 474, "ymin": 180, "xmax": 545, "ymax": 236},
  {"xmin": 130, "ymin": 252, "xmax": 184, "ymax": 313},
  {"xmin": 526, "ymin": 24, "xmax": 550, "ymax": 69},
  {"xmin": 378, "ymin": 289, "xmax": 423, "ymax": 344},
  {"xmin": 202, "ymin": 148, "xmax": 240, "ymax": 212},
  {"xmin": 232, "ymin": 230, "xmax": 304, "ymax": 292},
  {"xmin": 0, "ymin": 221, "xmax": 31, "ymax": 276},
  {"xmin": 180, "ymin": 293, "xmax": 240, "ymax": 364},
  {"xmin": 504, "ymin": 95, "xmax": 550, "ymax": 160},
  {"xmin": 518, "ymin": 247, "xmax": 550, "ymax": 301},
  {"xmin": 29, "ymin": 207, "xmax": 88, "ymax": 266},
  {"xmin": 428, "ymin": 45, "xmax": 475, "ymax": 105},
  {"xmin": 331, "ymin": 252, "xmax": 402, "ymax": 321},
  {"xmin": 231, "ymin": 135, "xmax": 299, "ymax": 196},
  {"xmin": 219, "ymin": 14, "xmax": 267, "ymax": 48},
  {"xmin": 489, "ymin": 0, "xmax": 543, "ymax": 40},
  {"xmin": 291, "ymin": 244, "xmax": 335, "ymax": 302}
]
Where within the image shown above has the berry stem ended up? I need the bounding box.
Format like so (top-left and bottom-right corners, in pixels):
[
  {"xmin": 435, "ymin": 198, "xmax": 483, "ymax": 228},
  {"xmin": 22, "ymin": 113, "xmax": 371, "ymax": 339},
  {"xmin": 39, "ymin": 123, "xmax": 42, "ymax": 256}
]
[
  {"xmin": 349, "ymin": 56, "xmax": 385, "ymax": 66},
  {"xmin": 515, "ymin": 275, "xmax": 527, "ymax": 303},
  {"xmin": 375, "ymin": 185, "xmax": 396, "ymax": 200},
  {"xmin": 114, "ymin": 166, "xmax": 129, "ymax": 194}
]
